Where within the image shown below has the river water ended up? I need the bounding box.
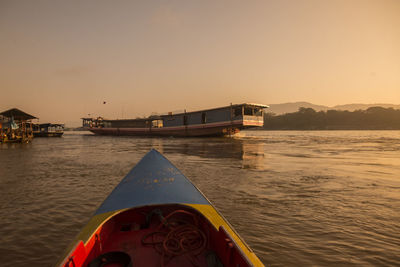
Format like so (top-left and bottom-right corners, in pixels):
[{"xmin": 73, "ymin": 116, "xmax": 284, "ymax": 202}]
[{"xmin": 0, "ymin": 130, "xmax": 399, "ymax": 266}]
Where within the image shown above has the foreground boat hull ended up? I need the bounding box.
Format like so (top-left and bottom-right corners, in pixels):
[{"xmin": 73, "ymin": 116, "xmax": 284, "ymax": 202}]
[{"xmin": 57, "ymin": 150, "xmax": 264, "ymax": 267}]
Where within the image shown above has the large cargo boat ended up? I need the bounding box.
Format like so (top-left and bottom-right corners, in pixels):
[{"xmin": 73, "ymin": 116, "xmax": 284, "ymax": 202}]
[{"xmin": 82, "ymin": 103, "xmax": 268, "ymax": 137}]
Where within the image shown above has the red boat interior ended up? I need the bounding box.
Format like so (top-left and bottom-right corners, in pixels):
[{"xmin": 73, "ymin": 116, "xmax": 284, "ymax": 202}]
[{"xmin": 63, "ymin": 204, "xmax": 252, "ymax": 267}]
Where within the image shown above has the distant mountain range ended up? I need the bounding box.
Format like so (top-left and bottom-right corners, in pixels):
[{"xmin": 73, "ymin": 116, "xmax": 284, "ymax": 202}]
[{"xmin": 266, "ymin": 102, "xmax": 400, "ymax": 115}]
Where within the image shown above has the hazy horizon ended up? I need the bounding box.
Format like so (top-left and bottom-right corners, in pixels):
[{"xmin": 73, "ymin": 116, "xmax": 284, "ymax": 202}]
[{"xmin": 1, "ymin": 0, "xmax": 399, "ymax": 126}]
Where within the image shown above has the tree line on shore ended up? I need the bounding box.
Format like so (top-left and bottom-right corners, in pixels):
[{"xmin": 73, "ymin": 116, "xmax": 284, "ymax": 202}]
[{"xmin": 263, "ymin": 107, "xmax": 400, "ymax": 130}]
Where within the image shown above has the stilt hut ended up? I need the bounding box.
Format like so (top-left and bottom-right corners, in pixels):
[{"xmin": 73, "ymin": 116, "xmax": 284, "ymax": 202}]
[{"xmin": 0, "ymin": 108, "xmax": 37, "ymax": 143}]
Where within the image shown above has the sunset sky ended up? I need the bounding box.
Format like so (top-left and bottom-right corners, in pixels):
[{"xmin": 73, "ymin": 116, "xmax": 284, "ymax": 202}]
[{"xmin": 1, "ymin": 0, "xmax": 399, "ymax": 125}]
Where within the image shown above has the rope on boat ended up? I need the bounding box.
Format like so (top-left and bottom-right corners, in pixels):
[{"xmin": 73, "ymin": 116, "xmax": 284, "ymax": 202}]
[{"xmin": 141, "ymin": 209, "xmax": 207, "ymax": 267}]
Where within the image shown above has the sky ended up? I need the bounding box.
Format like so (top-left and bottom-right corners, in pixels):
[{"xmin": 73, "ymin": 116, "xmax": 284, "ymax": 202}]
[{"xmin": 1, "ymin": 0, "xmax": 399, "ymax": 126}]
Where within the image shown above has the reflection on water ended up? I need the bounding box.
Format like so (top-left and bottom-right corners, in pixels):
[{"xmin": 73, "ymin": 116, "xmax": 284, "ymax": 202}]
[
  {"xmin": 241, "ymin": 142, "xmax": 265, "ymax": 169},
  {"xmin": 149, "ymin": 136, "xmax": 266, "ymax": 170},
  {"xmin": 0, "ymin": 130, "xmax": 400, "ymax": 266}
]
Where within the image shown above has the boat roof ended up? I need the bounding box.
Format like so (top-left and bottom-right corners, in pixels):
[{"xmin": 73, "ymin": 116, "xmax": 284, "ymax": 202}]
[
  {"xmin": 81, "ymin": 103, "xmax": 269, "ymax": 122},
  {"xmin": 95, "ymin": 149, "xmax": 210, "ymax": 215},
  {"xmin": 159, "ymin": 103, "xmax": 269, "ymax": 117},
  {"xmin": 242, "ymin": 103, "xmax": 269, "ymax": 108},
  {"xmin": 0, "ymin": 108, "xmax": 37, "ymax": 120}
]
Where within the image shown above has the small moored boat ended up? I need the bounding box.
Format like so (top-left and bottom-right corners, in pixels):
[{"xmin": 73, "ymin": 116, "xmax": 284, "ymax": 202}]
[
  {"xmin": 33, "ymin": 123, "xmax": 64, "ymax": 137},
  {"xmin": 57, "ymin": 149, "xmax": 264, "ymax": 267}
]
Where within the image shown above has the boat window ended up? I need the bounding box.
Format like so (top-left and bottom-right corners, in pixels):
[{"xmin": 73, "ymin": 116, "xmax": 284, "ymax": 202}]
[
  {"xmin": 254, "ymin": 108, "xmax": 263, "ymax": 116},
  {"xmin": 244, "ymin": 107, "xmax": 253, "ymax": 116},
  {"xmin": 234, "ymin": 107, "xmax": 242, "ymax": 117},
  {"xmin": 201, "ymin": 113, "xmax": 206, "ymax": 124},
  {"xmin": 152, "ymin": 120, "xmax": 163, "ymax": 128}
]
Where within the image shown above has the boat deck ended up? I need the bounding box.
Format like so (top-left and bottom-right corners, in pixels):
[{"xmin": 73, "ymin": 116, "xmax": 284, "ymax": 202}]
[
  {"xmin": 78, "ymin": 205, "xmax": 245, "ymax": 267},
  {"xmin": 100, "ymin": 224, "xmax": 212, "ymax": 267}
]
